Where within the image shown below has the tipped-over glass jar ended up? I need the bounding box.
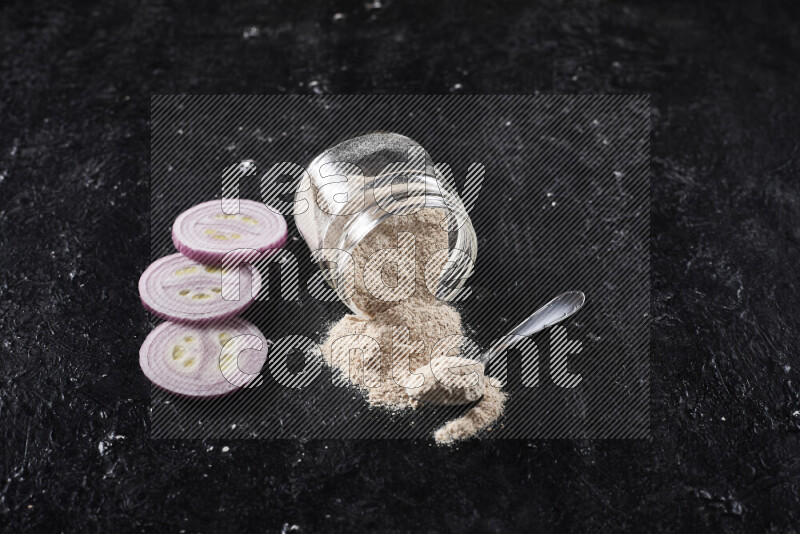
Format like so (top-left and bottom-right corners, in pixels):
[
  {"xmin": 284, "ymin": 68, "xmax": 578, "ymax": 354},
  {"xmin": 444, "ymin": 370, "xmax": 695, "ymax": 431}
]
[{"xmin": 294, "ymin": 132, "xmax": 478, "ymax": 318}]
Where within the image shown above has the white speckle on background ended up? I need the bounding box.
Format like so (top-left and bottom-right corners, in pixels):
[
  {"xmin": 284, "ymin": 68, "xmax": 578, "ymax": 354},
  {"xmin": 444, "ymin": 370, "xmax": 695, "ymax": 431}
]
[{"xmin": 308, "ymin": 80, "xmax": 324, "ymax": 95}]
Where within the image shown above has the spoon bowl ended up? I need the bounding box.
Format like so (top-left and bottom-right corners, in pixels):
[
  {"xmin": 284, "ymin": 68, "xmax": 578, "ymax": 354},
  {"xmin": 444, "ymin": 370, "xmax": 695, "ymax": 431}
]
[{"xmin": 406, "ymin": 291, "xmax": 586, "ymax": 405}]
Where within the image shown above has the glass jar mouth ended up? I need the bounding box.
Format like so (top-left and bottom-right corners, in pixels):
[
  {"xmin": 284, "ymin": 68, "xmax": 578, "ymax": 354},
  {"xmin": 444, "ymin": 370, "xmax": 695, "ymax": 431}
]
[{"xmin": 320, "ymin": 174, "xmax": 477, "ymax": 317}]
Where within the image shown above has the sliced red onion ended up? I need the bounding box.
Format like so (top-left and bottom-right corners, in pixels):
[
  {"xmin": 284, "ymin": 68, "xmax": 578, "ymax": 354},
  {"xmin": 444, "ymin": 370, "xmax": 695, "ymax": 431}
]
[
  {"xmin": 139, "ymin": 253, "xmax": 261, "ymax": 324},
  {"xmin": 172, "ymin": 199, "xmax": 287, "ymax": 265},
  {"xmin": 139, "ymin": 319, "xmax": 267, "ymax": 397}
]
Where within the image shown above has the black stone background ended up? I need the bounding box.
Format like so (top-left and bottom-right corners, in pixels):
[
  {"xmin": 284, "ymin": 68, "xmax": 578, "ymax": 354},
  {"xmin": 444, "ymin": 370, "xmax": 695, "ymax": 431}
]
[{"xmin": 1, "ymin": 0, "xmax": 799, "ymax": 531}]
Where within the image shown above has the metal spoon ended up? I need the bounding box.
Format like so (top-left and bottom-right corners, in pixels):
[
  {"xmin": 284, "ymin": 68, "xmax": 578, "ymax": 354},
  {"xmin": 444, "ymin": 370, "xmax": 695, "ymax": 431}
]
[
  {"xmin": 480, "ymin": 291, "xmax": 586, "ymax": 365},
  {"xmin": 406, "ymin": 291, "xmax": 586, "ymax": 405}
]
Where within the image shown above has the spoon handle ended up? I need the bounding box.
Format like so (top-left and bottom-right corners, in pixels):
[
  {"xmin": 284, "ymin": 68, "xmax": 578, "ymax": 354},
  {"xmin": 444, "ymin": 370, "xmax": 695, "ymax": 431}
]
[{"xmin": 482, "ymin": 291, "xmax": 586, "ymax": 363}]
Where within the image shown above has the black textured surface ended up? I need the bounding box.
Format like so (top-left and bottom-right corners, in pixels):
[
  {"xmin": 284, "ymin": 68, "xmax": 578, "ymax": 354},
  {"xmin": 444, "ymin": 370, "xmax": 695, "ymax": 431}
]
[{"xmin": 1, "ymin": 0, "xmax": 799, "ymax": 531}]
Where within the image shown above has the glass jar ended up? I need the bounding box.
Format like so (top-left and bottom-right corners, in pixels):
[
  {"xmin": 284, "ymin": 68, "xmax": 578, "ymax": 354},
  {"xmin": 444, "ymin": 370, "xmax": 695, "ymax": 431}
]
[{"xmin": 294, "ymin": 132, "xmax": 477, "ymax": 317}]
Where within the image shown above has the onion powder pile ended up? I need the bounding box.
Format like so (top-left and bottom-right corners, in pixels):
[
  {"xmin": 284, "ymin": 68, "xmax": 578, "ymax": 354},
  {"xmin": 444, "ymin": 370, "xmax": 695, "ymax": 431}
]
[{"xmin": 320, "ymin": 208, "xmax": 506, "ymax": 444}]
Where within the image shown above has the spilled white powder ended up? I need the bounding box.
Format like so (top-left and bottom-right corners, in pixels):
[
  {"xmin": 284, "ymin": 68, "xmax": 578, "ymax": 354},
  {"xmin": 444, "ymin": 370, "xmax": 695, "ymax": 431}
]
[
  {"xmin": 319, "ymin": 208, "xmax": 506, "ymax": 444},
  {"xmin": 433, "ymin": 378, "xmax": 506, "ymax": 445},
  {"xmin": 406, "ymin": 356, "xmax": 485, "ymax": 405}
]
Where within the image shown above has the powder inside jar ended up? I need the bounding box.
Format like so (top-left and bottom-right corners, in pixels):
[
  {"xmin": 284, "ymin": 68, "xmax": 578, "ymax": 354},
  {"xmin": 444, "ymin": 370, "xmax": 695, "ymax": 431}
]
[{"xmin": 348, "ymin": 207, "xmax": 449, "ymax": 318}]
